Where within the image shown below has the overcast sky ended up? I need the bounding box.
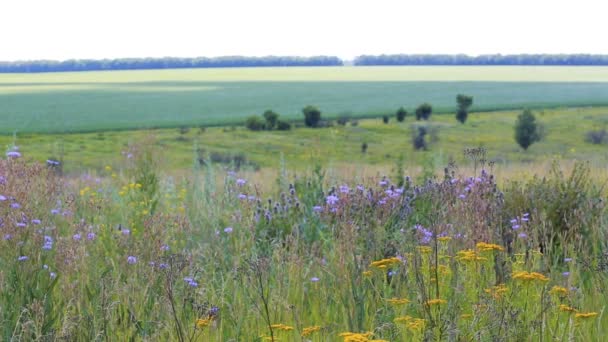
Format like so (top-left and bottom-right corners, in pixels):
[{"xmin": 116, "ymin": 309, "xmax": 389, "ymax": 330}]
[{"xmin": 2, "ymin": 0, "xmax": 606, "ymax": 61}]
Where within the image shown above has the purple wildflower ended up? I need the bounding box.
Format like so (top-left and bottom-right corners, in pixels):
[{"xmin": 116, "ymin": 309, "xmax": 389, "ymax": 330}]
[
  {"xmin": 224, "ymin": 227, "xmax": 233, "ymax": 233},
  {"xmin": 127, "ymin": 256, "xmax": 137, "ymax": 264},
  {"xmin": 6, "ymin": 151, "xmax": 21, "ymax": 158},
  {"xmin": 562, "ymin": 272, "xmax": 570, "ymax": 277},
  {"xmin": 31, "ymin": 219, "xmax": 41, "ymax": 225},
  {"xmin": 0, "ymin": 195, "xmax": 6, "ymax": 201},
  {"xmin": 161, "ymin": 244, "xmax": 170, "ymax": 251},
  {"xmin": 122, "ymin": 229, "xmax": 131, "ymax": 235},
  {"xmin": 16, "ymin": 222, "xmax": 26, "ymax": 228},
  {"xmin": 458, "ymin": 194, "xmax": 466, "ymax": 199},
  {"xmin": 312, "ymin": 205, "xmax": 323, "ymax": 212},
  {"xmin": 512, "ymin": 224, "xmax": 521, "ymax": 230},
  {"xmin": 564, "ymin": 258, "xmax": 572, "ymax": 262},
  {"xmin": 518, "ymin": 233, "xmax": 527, "ymax": 238},
  {"xmin": 310, "ymin": 277, "xmax": 320, "ymax": 282},
  {"xmin": 18, "ymin": 256, "xmax": 28, "ymax": 261},
  {"xmin": 11, "ymin": 202, "xmax": 21, "ymax": 209},
  {"xmin": 339, "ymin": 185, "xmax": 350, "ymax": 194},
  {"xmin": 87, "ymin": 232, "xmax": 96, "ymax": 240},
  {"xmin": 236, "ymin": 178, "xmax": 247, "ymax": 186},
  {"xmin": 326, "ymin": 195, "xmax": 339, "ymax": 206},
  {"xmin": 51, "ymin": 209, "xmax": 60, "ymax": 215},
  {"xmin": 43, "ymin": 264, "xmax": 49, "ymax": 269},
  {"xmin": 238, "ymin": 193, "xmax": 247, "ymax": 200},
  {"xmin": 73, "ymin": 234, "xmax": 81, "ymax": 241},
  {"xmin": 3, "ymin": 234, "xmax": 12, "ymax": 240},
  {"xmin": 50, "ymin": 272, "xmax": 57, "ymax": 279},
  {"xmin": 356, "ymin": 184, "xmax": 365, "ymax": 191}
]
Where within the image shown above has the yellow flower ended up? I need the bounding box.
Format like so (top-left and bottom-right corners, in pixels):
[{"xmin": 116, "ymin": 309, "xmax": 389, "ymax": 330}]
[
  {"xmin": 460, "ymin": 314, "xmax": 472, "ymax": 319},
  {"xmin": 484, "ymin": 284, "xmax": 509, "ymax": 299},
  {"xmin": 105, "ymin": 165, "xmax": 112, "ymax": 171},
  {"xmin": 438, "ymin": 236, "xmax": 452, "ymax": 242},
  {"xmin": 370, "ymin": 257, "xmax": 401, "ymax": 268},
  {"xmin": 301, "ymin": 325, "xmax": 321, "ymax": 337},
  {"xmin": 425, "ymin": 299, "xmax": 447, "ymax": 306},
  {"xmin": 196, "ymin": 317, "xmax": 212, "ymax": 328},
  {"xmin": 271, "ymin": 323, "xmax": 294, "ymax": 331},
  {"xmin": 386, "ymin": 298, "xmax": 410, "ymax": 306},
  {"xmin": 362, "ymin": 270, "xmax": 373, "ymax": 277},
  {"xmin": 559, "ymin": 304, "xmax": 578, "ymax": 313},
  {"xmin": 339, "ymin": 331, "xmax": 373, "ymax": 342},
  {"xmin": 476, "ymin": 242, "xmax": 505, "ymax": 252},
  {"xmin": 549, "ymin": 286, "xmax": 569, "ymax": 296},
  {"xmin": 456, "ymin": 249, "xmax": 486, "ymax": 262},
  {"xmin": 394, "ymin": 316, "xmax": 426, "ymax": 331},
  {"xmin": 512, "ymin": 271, "xmax": 549, "ymax": 282},
  {"xmin": 417, "ymin": 246, "xmax": 432, "ymax": 254},
  {"xmin": 575, "ymin": 312, "xmax": 598, "ymax": 319}
]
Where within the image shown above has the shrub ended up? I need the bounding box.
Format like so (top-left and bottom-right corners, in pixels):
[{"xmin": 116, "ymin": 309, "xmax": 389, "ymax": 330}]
[
  {"xmin": 456, "ymin": 94, "xmax": 474, "ymax": 124},
  {"xmin": 302, "ymin": 105, "xmax": 322, "ymax": 127},
  {"xmin": 350, "ymin": 120, "xmax": 359, "ymax": 126},
  {"xmin": 415, "ymin": 103, "xmax": 433, "ymax": 120},
  {"xmin": 361, "ymin": 142, "xmax": 368, "ymax": 153},
  {"xmin": 337, "ymin": 116, "xmax": 350, "ymax": 126},
  {"xmin": 585, "ymin": 129, "xmax": 608, "ymax": 144},
  {"xmin": 245, "ymin": 115, "xmax": 265, "ymax": 131},
  {"xmin": 263, "ymin": 110, "xmax": 279, "ymax": 130},
  {"xmin": 178, "ymin": 126, "xmax": 190, "ymax": 134},
  {"xmin": 412, "ymin": 126, "xmax": 428, "ymax": 150},
  {"xmin": 382, "ymin": 115, "xmax": 389, "ymax": 124},
  {"xmin": 276, "ymin": 120, "xmax": 292, "ymax": 131},
  {"xmin": 396, "ymin": 107, "xmax": 407, "ymax": 122},
  {"xmin": 514, "ymin": 109, "xmax": 540, "ymax": 150}
]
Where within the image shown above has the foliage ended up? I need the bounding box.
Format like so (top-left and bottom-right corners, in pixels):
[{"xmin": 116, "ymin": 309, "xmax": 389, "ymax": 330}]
[
  {"xmin": 354, "ymin": 53, "xmax": 608, "ymax": 65},
  {"xmin": 515, "ymin": 109, "xmax": 541, "ymax": 150},
  {"xmin": 302, "ymin": 105, "xmax": 322, "ymax": 128},
  {"xmin": 245, "ymin": 115, "xmax": 265, "ymax": 131},
  {"xmin": 396, "ymin": 107, "xmax": 407, "ymax": 122},
  {"xmin": 263, "ymin": 110, "xmax": 279, "ymax": 130},
  {"xmin": 276, "ymin": 120, "xmax": 291, "ymax": 131},
  {"xmin": 585, "ymin": 129, "xmax": 608, "ymax": 144},
  {"xmin": 382, "ymin": 115, "xmax": 389, "ymax": 124},
  {"xmin": 415, "ymin": 103, "xmax": 433, "ymax": 120},
  {"xmin": 455, "ymin": 94, "xmax": 474, "ymax": 123}
]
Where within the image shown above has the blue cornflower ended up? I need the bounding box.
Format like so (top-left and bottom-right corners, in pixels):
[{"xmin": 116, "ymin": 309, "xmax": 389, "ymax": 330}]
[{"xmin": 127, "ymin": 256, "xmax": 137, "ymax": 264}]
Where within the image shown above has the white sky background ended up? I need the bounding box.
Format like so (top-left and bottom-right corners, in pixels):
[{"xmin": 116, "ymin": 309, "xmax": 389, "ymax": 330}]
[{"xmin": 1, "ymin": 0, "xmax": 607, "ymax": 61}]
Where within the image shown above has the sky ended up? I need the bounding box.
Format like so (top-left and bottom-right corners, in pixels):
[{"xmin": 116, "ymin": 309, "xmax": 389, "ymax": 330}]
[{"xmin": 2, "ymin": 0, "xmax": 607, "ymax": 61}]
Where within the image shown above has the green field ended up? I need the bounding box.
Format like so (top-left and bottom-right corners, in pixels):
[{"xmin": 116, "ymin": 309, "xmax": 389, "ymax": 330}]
[
  {"xmin": 4, "ymin": 106, "xmax": 608, "ymax": 174},
  {"xmin": 2, "ymin": 66, "xmax": 608, "ymax": 133}
]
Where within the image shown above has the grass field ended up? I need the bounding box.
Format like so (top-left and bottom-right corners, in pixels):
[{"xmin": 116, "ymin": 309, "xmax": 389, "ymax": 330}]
[
  {"xmin": 2, "ymin": 66, "xmax": 608, "ymax": 134},
  {"xmin": 3, "ymin": 107, "xmax": 608, "ymax": 175}
]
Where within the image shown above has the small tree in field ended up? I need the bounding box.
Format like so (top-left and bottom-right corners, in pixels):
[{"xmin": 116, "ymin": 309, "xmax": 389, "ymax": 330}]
[
  {"xmin": 302, "ymin": 105, "xmax": 321, "ymax": 128},
  {"xmin": 515, "ymin": 109, "xmax": 540, "ymax": 150},
  {"xmin": 455, "ymin": 94, "xmax": 473, "ymax": 123},
  {"xmin": 415, "ymin": 103, "xmax": 432, "ymax": 120},
  {"xmin": 263, "ymin": 110, "xmax": 279, "ymax": 130},
  {"xmin": 396, "ymin": 107, "xmax": 407, "ymax": 122},
  {"xmin": 382, "ymin": 115, "xmax": 389, "ymax": 124}
]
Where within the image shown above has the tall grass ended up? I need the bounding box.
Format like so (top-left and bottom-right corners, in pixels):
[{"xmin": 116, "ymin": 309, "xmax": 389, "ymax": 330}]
[{"xmin": 0, "ymin": 145, "xmax": 606, "ymax": 341}]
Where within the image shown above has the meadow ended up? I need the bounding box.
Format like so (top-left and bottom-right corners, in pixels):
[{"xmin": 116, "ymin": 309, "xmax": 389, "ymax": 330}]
[
  {"xmin": 1, "ymin": 66, "xmax": 608, "ymax": 133},
  {"xmin": 1, "ymin": 145, "xmax": 606, "ymax": 341},
  {"xmin": 2, "ymin": 106, "xmax": 607, "ymax": 176}
]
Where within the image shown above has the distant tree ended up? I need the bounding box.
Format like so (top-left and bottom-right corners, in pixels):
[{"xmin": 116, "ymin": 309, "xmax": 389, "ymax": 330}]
[
  {"xmin": 415, "ymin": 103, "xmax": 433, "ymax": 120},
  {"xmin": 382, "ymin": 115, "xmax": 389, "ymax": 124},
  {"xmin": 515, "ymin": 109, "xmax": 541, "ymax": 150},
  {"xmin": 245, "ymin": 116, "xmax": 265, "ymax": 131},
  {"xmin": 263, "ymin": 110, "xmax": 279, "ymax": 130},
  {"xmin": 302, "ymin": 105, "xmax": 322, "ymax": 127},
  {"xmin": 276, "ymin": 120, "xmax": 292, "ymax": 131},
  {"xmin": 396, "ymin": 107, "xmax": 407, "ymax": 122},
  {"xmin": 361, "ymin": 142, "xmax": 368, "ymax": 153},
  {"xmin": 455, "ymin": 94, "xmax": 474, "ymax": 123}
]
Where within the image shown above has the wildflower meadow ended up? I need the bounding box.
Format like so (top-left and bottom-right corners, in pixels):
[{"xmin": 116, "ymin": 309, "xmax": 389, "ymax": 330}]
[{"xmin": 1, "ymin": 144, "xmax": 606, "ymax": 341}]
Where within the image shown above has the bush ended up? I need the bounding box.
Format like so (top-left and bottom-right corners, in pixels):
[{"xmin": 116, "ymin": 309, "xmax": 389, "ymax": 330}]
[
  {"xmin": 361, "ymin": 142, "xmax": 368, "ymax": 153},
  {"xmin": 585, "ymin": 129, "xmax": 608, "ymax": 144},
  {"xmin": 245, "ymin": 116, "xmax": 265, "ymax": 131},
  {"xmin": 412, "ymin": 126, "xmax": 428, "ymax": 150},
  {"xmin": 514, "ymin": 109, "xmax": 540, "ymax": 150},
  {"xmin": 396, "ymin": 107, "xmax": 407, "ymax": 122},
  {"xmin": 350, "ymin": 120, "xmax": 359, "ymax": 126},
  {"xmin": 337, "ymin": 116, "xmax": 350, "ymax": 126},
  {"xmin": 276, "ymin": 120, "xmax": 292, "ymax": 131},
  {"xmin": 263, "ymin": 110, "xmax": 279, "ymax": 130},
  {"xmin": 302, "ymin": 105, "xmax": 322, "ymax": 127},
  {"xmin": 456, "ymin": 94, "xmax": 474, "ymax": 124},
  {"xmin": 415, "ymin": 103, "xmax": 433, "ymax": 120},
  {"xmin": 382, "ymin": 115, "xmax": 389, "ymax": 124}
]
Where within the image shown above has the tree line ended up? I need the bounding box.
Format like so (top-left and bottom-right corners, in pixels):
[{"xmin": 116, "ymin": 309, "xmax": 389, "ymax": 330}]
[
  {"xmin": 4, "ymin": 54, "xmax": 608, "ymax": 72},
  {"xmin": 0, "ymin": 56, "xmax": 343, "ymax": 73},
  {"xmin": 353, "ymin": 54, "xmax": 608, "ymax": 65}
]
